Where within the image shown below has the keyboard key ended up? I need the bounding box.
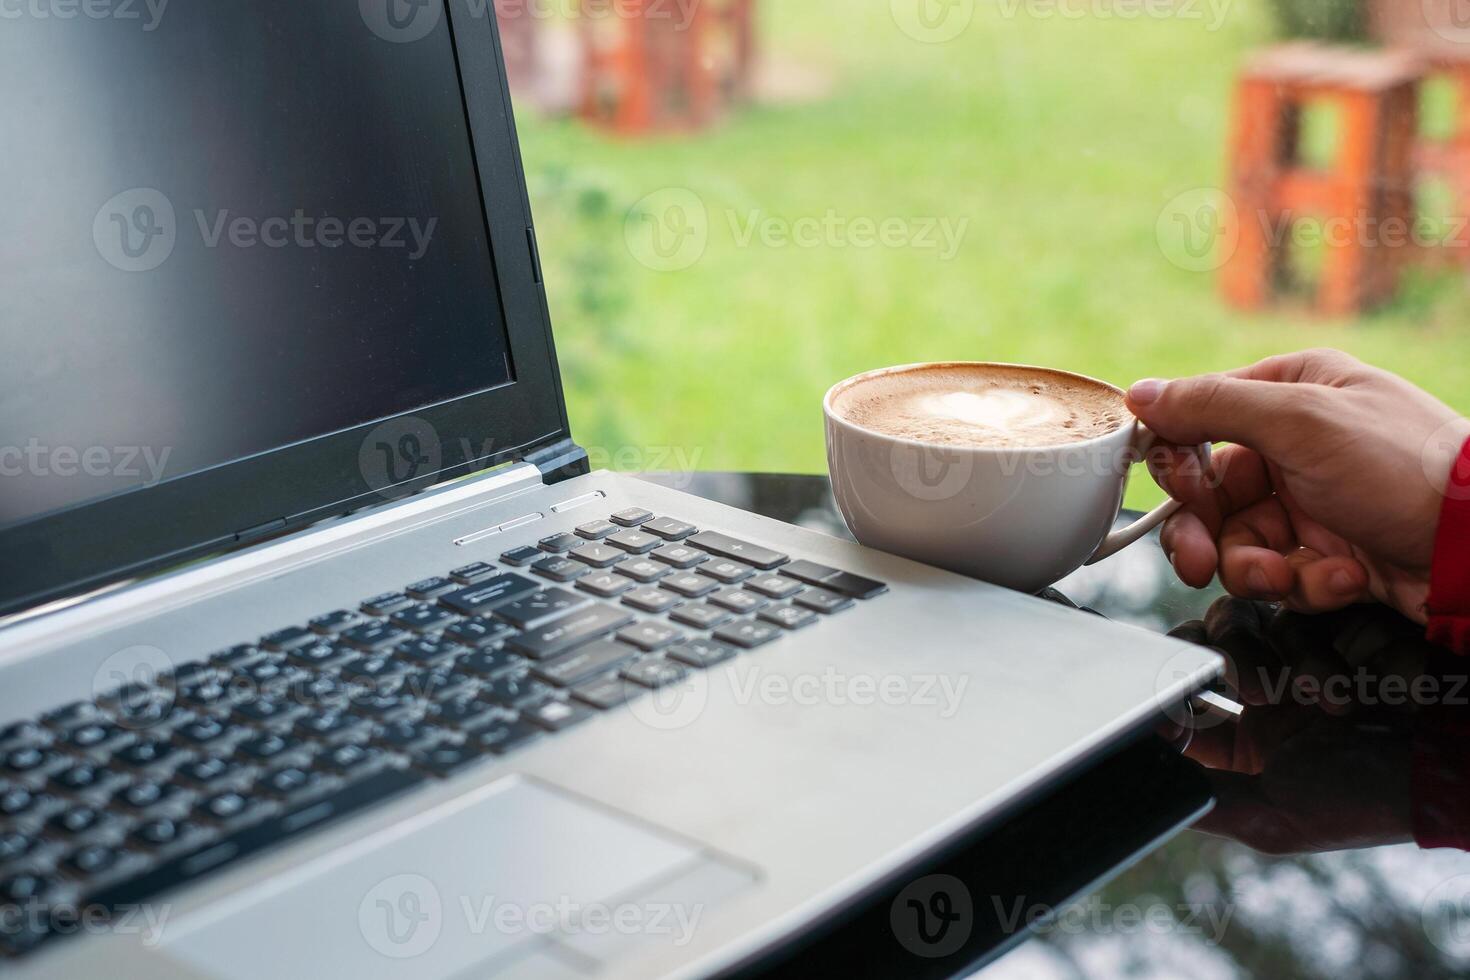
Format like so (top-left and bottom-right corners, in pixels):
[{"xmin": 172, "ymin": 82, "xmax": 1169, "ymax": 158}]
[
  {"xmin": 63, "ymin": 844, "xmax": 120, "ymax": 877},
  {"xmin": 685, "ymin": 532, "xmax": 788, "ymax": 570},
  {"xmin": 413, "ymin": 742, "xmax": 487, "ymax": 777},
  {"xmin": 779, "ymin": 560, "xmax": 841, "ymax": 585},
  {"xmin": 401, "ymin": 669, "xmax": 474, "ymax": 702},
  {"xmin": 360, "ymin": 592, "xmax": 413, "ymax": 616},
  {"xmin": 309, "ymin": 610, "xmax": 362, "ymax": 635},
  {"xmin": 575, "ymin": 520, "xmax": 619, "ymax": 540},
  {"xmin": 494, "ymin": 589, "xmax": 591, "ymax": 630},
  {"xmin": 340, "ymin": 621, "xmax": 408, "ymax": 653},
  {"xmin": 209, "ymin": 646, "xmax": 264, "ymax": 670},
  {"xmin": 794, "ymin": 588, "xmax": 856, "ymax": 615},
  {"xmin": 236, "ymin": 733, "xmax": 304, "ymax": 763},
  {"xmin": 261, "ymin": 626, "xmax": 314, "ymax": 652},
  {"xmin": 0, "ymin": 786, "xmax": 37, "ymax": 817},
  {"xmin": 500, "ymin": 545, "xmax": 541, "ymax": 566},
  {"xmin": 115, "ymin": 739, "xmax": 179, "ymax": 769},
  {"xmin": 52, "ymin": 763, "xmax": 108, "ymax": 793},
  {"xmin": 532, "ymin": 557, "xmax": 590, "ymax": 583},
  {"xmin": 610, "ymin": 508, "xmax": 653, "ymax": 527},
  {"xmin": 506, "ymin": 605, "xmax": 634, "ymax": 660},
  {"xmin": 450, "ymin": 562, "xmax": 499, "ymax": 585},
  {"xmin": 0, "ymin": 830, "xmax": 36, "ymax": 864},
  {"xmin": 42, "ymin": 700, "xmax": 102, "ymax": 730},
  {"xmin": 175, "ymin": 757, "xmax": 244, "ymax": 788},
  {"xmin": 234, "ymin": 698, "xmax": 306, "ymax": 726},
  {"xmin": 532, "ymin": 640, "xmax": 639, "ymax": 688},
  {"xmin": 643, "ymin": 517, "xmax": 697, "ymax": 540},
  {"xmin": 65, "ymin": 722, "xmax": 127, "ymax": 751},
  {"xmin": 823, "ymin": 572, "xmax": 890, "ymax": 600},
  {"xmin": 317, "ymin": 743, "xmax": 384, "ymax": 776},
  {"xmin": 714, "ymin": 620, "xmax": 784, "ymax": 650},
  {"xmin": 47, "ymin": 804, "xmax": 103, "ymax": 836},
  {"xmin": 480, "ymin": 675, "xmax": 557, "ymax": 710},
  {"xmin": 477, "ymin": 720, "xmax": 544, "ymax": 755},
  {"xmin": 406, "ymin": 576, "xmax": 458, "ymax": 600},
  {"xmin": 347, "ymin": 691, "xmax": 418, "ymax": 722},
  {"xmin": 288, "ymin": 641, "xmax": 354, "ymax": 669},
  {"xmin": 457, "ymin": 647, "xmax": 525, "ymax": 678},
  {"xmin": 4, "ymin": 745, "xmax": 55, "ymax": 774},
  {"xmin": 394, "ymin": 636, "xmax": 462, "ymax": 667},
  {"xmin": 701, "ymin": 559, "xmax": 755, "ymax": 584},
  {"xmin": 374, "ymin": 720, "xmax": 447, "ymax": 752},
  {"xmin": 0, "ymin": 721, "xmax": 46, "ymax": 748},
  {"xmin": 444, "ymin": 616, "xmax": 517, "ymax": 649},
  {"xmin": 615, "ymin": 558, "xmax": 670, "ymax": 583},
  {"xmin": 115, "ymin": 780, "xmax": 185, "ymax": 812},
  {"xmin": 198, "ymin": 791, "xmax": 252, "ymax": 823},
  {"xmin": 607, "ymin": 529, "xmax": 659, "ymax": 554},
  {"xmin": 257, "ymin": 766, "xmax": 325, "ymax": 801},
  {"xmin": 668, "ymin": 640, "xmax": 738, "ymax": 670},
  {"xmin": 622, "ymin": 587, "xmax": 681, "ymax": 614},
  {"xmin": 538, "ymin": 532, "xmax": 582, "ymax": 553},
  {"xmin": 130, "ymin": 817, "xmax": 194, "ymax": 849},
  {"xmin": 702, "ymin": 590, "xmax": 764, "ymax": 614},
  {"xmin": 576, "ymin": 572, "xmax": 636, "ymax": 598},
  {"xmin": 660, "ymin": 573, "xmax": 720, "ymax": 599},
  {"xmin": 568, "ymin": 543, "xmax": 624, "ymax": 568},
  {"xmin": 434, "ymin": 696, "xmax": 514, "ymax": 729},
  {"xmin": 617, "ymin": 622, "xmax": 684, "ymax": 652},
  {"xmin": 745, "ymin": 575, "xmax": 804, "ymax": 599},
  {"xmin": 176, "ymin": 718, "xmax": 239, "ymax": 750},
  {"xmin": 439, "ymin": 574, "xmax": 539, "ymax": 617},
  {"xmin": 392, "ymin": 606, "xmax": 459, "ymax": 636},
  {"xmin": 571, "ymin": 676, "xmax": 639, "ymax": 710},
  {"xmin": 759, "ymin": 605, "xmax": 818, "ymax": 631},
  {"xmin": 651, "ymin": 545, "xmax": 707, "ymax": 569},
  {"xmin": 524, "ymin": 700, "xmax": 592, "ymax": 733},
  {"xmin": 620, "ymin": 660, "xmax": 688, "ymax": 689},
  {"xmin": 669, "ymin": 603, "xmax": 733, "ymax": 630}
]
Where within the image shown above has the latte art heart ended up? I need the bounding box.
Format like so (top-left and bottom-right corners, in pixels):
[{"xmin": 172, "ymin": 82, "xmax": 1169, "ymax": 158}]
[{"xmin": 833, "ymin": 364, "xmax": 1127, "ymax": 449}]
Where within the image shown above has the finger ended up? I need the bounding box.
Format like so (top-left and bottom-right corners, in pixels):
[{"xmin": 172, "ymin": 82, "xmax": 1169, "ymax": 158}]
[
  {"xmin": 1225, "ymin": 348, "xmax": 1365, "ymax": 386},
  {"xmin": 1281, "ymin": 551, "xmax": 1371, "ymax": 616},
  {"xmin": 1160, "ymin": 510, "xmax": 1218, "ymax": 588},
  {"xmin": 1217, "ymin": 498, "xmax": 1297, "ymax": 600},
  {"xmin": 1127, "ymin": 373, "xmax": 1326, "ymax": 455},
  {"xmin": 1145, "ymin": 443, "xmax": 1212, "ymax": 501},
  {"xmin": 1204, "ymin": 596, "xmax": 1284, "ymax": 705}
]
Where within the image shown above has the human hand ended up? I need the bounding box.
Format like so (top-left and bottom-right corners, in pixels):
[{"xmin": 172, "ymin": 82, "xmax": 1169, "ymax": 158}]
[{"xmin": 1128, "ymin": 349, "xmax": 1470, "ymax": 624}]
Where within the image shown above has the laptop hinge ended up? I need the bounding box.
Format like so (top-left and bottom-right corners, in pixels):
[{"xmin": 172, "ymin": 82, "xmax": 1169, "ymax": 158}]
[{"xmin": 525, "ymin": 438, "xmax": 590, "ymax": 486}]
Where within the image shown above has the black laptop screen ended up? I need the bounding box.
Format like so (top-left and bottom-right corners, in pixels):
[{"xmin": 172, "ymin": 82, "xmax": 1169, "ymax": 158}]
[{"xmin": 0, "ymin": 2, "xmax": 513, "ymax": 529}]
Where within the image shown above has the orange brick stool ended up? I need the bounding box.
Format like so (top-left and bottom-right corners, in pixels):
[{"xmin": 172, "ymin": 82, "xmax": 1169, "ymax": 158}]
[
  {"xmin": 576, "ymin": 0, "xmax": 756, "ymax": 135},
  {"xmin": 1223, "ymin": 44, "xmax": 1423, "ymax": 316}
]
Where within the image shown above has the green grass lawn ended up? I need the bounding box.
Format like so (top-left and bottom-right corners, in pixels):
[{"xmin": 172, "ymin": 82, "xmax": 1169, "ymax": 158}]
[{"xmin": 514, "ymin": 2, "xmax": 1470, "ymax": 509}]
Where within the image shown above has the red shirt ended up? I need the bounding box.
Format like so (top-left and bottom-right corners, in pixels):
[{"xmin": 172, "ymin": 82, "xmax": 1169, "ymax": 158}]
[{"xmin": 1416, "ymin": 434, "xmax": 1470, "ymax": 849}]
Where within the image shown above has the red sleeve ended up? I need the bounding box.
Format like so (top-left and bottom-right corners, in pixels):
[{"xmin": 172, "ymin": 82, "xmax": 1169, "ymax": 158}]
[{"xmin": 1427, "ymin": 435, "xmax": 1470, "ymax": 654}]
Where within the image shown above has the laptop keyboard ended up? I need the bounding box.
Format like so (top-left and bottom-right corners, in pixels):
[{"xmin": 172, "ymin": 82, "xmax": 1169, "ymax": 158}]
[{"xmin": 0, "ymin": 508, "xmax": 886, "ymax": 957}]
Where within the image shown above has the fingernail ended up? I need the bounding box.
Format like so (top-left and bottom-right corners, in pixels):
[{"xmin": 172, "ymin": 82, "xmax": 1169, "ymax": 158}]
[
  {"xmin": 1129, "ymin": 379, "xmax": 1167, "ymax": 406},
  {"xmin": 1331, "ymin": 569, "xmax": 1358, "ymax": 595},
  {"xmin": 1247, "ymin": 566, "xmax": 1271, "ymax": 595}
]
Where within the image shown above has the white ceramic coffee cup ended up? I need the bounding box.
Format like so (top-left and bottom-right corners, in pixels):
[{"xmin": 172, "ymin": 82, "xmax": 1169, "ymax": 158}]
[{"xmin": 824, "ymin": 362, "xmax": 1202, "ymax": 593}]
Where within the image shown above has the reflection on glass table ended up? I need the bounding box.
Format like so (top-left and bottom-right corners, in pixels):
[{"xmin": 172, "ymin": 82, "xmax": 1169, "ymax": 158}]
[{"xmin": 638, "ymin": 473, "xmax": 1470, "ymax": 980}]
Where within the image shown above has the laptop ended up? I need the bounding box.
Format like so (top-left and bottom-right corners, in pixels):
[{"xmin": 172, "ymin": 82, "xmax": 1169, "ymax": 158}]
[{"xmin": 0, "ymin": 3, "xmax": 1222, "ymax": 977}]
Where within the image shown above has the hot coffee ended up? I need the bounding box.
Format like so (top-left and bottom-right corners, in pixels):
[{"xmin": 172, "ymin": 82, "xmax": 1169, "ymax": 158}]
[{"xmin": 830, "ymin": 363, "xmax": 1127, "ymax": 450}]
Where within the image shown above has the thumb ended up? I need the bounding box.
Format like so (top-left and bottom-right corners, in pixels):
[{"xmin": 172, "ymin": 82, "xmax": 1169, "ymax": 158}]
[{"xmin": 1127, "ymin": 374, "xmax": 1307, "ymax": 454}]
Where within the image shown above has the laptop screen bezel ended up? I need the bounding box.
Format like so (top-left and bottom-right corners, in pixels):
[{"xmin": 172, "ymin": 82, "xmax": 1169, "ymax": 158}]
[{"xmin": 0, "ymin": 2, "xmax": 574, "ymax": 619}]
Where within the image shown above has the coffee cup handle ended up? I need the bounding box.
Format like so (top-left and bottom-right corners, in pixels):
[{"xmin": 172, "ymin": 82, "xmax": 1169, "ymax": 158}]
[{"xmin": 1084, "ymin": 427, "xmax": 1212, "ymax": 566}]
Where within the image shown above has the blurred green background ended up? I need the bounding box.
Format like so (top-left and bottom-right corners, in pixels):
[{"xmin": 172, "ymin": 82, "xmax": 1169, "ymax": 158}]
[{"xmin": 510, "ymin": 1, "xmax": 1470, "ymax": 508}]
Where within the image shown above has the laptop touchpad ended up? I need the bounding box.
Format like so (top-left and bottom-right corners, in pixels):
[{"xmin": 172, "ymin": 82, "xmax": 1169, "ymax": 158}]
[{"xmin": 163, "ymin": 776, "xmax": 753, "ymax": 979}]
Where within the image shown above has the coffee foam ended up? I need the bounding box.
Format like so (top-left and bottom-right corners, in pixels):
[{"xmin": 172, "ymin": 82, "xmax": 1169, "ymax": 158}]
[{"xmin": 833, "ymin": 364, "xmax": 1128, "ymax": 449}]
